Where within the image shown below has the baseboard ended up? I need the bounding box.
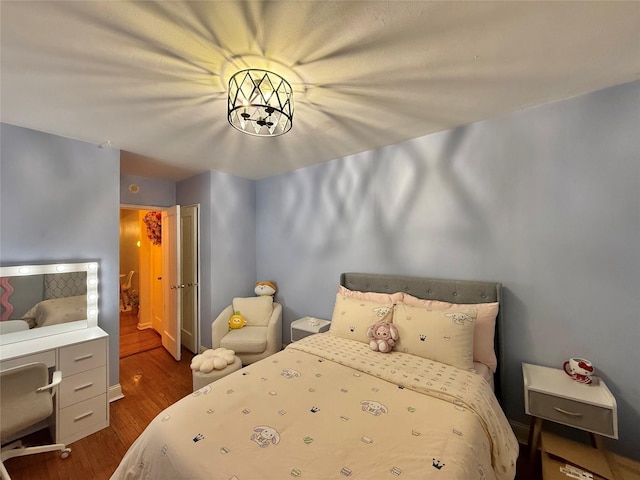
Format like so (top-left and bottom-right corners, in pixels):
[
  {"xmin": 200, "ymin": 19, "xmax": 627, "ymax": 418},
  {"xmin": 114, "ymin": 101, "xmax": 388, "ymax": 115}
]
[
  {"xmin": 109, "ymin": 383, "xmax": 124, "ymax": 402},
  {"xmin": 136, "ymin": 321, "xmax": 152, "ymax": 330},
  {"xmin": 509, "ymin": 419, "xmax": 530, "ymax": 445}
]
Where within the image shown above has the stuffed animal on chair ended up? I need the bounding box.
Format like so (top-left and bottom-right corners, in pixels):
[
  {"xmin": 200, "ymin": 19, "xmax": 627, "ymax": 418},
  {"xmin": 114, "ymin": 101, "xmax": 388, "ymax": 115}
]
[
  {"xmin": 367, "ymin": 321, "xmax": 399, "ymax": 353},
  {"xmin": 228, "ymin": 311, "xmax": 246, "ymax": 330},
  {"xmin": 255, "ymin": 281, "xmax": 277, "ymax": 298}
]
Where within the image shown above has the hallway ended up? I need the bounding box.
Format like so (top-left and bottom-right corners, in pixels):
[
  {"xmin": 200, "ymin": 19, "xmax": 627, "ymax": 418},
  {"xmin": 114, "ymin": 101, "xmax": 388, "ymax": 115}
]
[{"xmin": 119, "ymin": 310, "xmax": 161, "ymax": 358}]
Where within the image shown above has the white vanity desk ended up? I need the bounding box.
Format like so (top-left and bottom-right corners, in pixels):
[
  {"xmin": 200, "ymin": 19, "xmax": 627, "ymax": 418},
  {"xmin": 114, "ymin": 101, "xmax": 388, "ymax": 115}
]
[{"xmin": 0, "ymin": 327, "xmax": 109, "ymax": 446}]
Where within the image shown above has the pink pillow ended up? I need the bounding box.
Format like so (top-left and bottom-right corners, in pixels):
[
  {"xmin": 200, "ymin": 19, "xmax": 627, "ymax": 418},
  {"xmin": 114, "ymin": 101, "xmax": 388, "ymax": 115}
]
[
  {"xmin": 402, "ymin": 293, "xmax": 499, "ymax": 373},
  {"xmin": 338, "ymin": 285, "xmax": 403, "ymax": 304}
]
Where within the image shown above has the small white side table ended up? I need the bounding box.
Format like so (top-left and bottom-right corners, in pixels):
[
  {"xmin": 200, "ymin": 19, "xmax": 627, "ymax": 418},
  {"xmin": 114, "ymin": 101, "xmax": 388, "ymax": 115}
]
[
  {"xmin": 522, "ymin": 363, "xmax": 618, "ymax": 466},
  {"xmin": 290, "ymin": 317, "xmax": 330, "ymax": 342}
]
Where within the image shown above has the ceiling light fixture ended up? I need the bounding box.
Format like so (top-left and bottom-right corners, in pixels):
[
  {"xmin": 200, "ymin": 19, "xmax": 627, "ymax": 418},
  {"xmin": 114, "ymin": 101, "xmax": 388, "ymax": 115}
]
[{"xmin": 228, "ymin": 69, "xmax": 293, "ymax": 137}]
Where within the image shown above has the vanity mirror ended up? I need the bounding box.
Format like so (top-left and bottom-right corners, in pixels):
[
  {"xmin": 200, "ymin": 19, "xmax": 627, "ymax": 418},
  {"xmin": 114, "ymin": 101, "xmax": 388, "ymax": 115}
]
[{"xmin": 0, "ymin": 262, "xmax": 98, "ymax": 345}]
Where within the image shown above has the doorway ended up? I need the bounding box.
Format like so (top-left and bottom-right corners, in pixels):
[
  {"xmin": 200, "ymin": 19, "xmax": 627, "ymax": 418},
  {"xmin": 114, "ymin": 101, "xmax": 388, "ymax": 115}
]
[
  {"xmin": 118, "ymin": 205, "xmax": 200, "ymax": 360},
  {"xmin": 118, "ymin": 208, "xmax": 162, "ymax": 358}
]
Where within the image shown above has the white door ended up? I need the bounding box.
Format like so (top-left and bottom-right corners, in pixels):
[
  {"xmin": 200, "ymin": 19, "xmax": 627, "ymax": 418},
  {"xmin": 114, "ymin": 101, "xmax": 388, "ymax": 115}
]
[
  {"xmin": 180, "ymin": 205, "xmax": 199, "ymax": 353},
  {"xmin": 162, "ymin": 206, "xmax": 181, "ymax": 361}
]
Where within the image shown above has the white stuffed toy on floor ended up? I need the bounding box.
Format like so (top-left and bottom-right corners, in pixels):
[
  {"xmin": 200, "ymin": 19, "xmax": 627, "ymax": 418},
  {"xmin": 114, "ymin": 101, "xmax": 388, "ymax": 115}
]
[{"xmin": 190, "ymin": 348, "xmax": 236, "ymax": 373}]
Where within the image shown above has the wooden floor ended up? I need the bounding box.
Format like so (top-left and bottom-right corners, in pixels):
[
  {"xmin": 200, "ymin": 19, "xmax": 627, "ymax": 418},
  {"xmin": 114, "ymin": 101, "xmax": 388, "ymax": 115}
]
[
  {"xmin": 516, "ymin": 446, "xmax": 542, "ymax": 480},
  {"xmin": 3, "ymin": 346, "xmax": 194, "ymax": 480},
  {"xmin": 119, "ymin": 310, "xmax": 162, "ymax": 358},
  {"xmin": 4, "ymin": 346, "xmax": 542, "ymax": 480}
]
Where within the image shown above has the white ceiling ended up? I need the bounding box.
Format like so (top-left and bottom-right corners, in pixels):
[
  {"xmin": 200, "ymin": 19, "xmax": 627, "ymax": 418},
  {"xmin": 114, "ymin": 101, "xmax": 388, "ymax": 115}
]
[{"xmin": 1, "ymin": 1, "xmax": 639, "ymax": 181}]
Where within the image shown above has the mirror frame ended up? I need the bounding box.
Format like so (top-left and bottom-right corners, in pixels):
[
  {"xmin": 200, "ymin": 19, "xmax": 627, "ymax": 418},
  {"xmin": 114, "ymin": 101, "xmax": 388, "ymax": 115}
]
[{"xmin": 0, "ymin": 261, "xmax": 99, "ymax": 345}]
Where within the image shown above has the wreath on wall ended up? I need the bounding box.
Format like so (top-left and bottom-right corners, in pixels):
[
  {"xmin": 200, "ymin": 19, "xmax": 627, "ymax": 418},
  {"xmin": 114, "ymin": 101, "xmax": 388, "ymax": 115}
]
[{"xmin": 143, "ymin": 211, "xmax": 162, "ymax": 245}]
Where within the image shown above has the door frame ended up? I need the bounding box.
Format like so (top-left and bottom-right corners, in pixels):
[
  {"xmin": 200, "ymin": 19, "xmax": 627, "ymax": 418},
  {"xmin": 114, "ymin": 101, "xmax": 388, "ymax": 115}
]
[
  {"xmin": 118, "ymin": 203, "xmax": 200, "ymax": 359},
  {"xmin": 180, "ymin": 204, "xmax": 201, "ymax": 354}
]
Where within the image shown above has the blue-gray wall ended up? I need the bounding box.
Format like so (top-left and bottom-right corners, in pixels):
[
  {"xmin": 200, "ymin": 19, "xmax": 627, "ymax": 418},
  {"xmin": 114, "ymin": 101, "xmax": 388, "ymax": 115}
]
[
  {"xmin": 120, "ymin": 173, "xmax": 176, "ymax": 207},
  {"xmin": 206, "ymin": 171, "xmax": 257, "ymax": 346},
  {"xmin": 256, "ymin": 81, "xmax": 640, "ymax": 459},
  {"xmin": 176, "ymin": 170, "xmax": 257, "ymax": 350},
  {"xmin": 0, "ymin": 123, "xmax": 121, "ymax": 386},
  {"xmin": 2, "ymin": 80, "xmax": 639, "ymax": 460}
]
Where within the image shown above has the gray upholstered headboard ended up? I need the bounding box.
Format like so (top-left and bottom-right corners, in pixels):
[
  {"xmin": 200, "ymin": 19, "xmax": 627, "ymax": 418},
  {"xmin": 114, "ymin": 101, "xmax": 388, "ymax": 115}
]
[{"xmin": 340, "ymin": 272, "xmax": 504, "ymax": 403}]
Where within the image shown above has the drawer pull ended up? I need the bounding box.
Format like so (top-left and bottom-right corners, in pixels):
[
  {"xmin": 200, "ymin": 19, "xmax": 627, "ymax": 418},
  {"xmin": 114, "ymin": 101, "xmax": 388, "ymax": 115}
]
[
  {"xmin": 553, "ymin": 407, "xmax": 583, "ymax": 417},
  {"xmin": 74, "ymin": 411, "xmax": 94, "ymax": 422},
  {"xmin": 74, "ymin": 382, "xmax": 94, "ymax": 392},
  {"xmin": 74, "ymin": 354, "xmax": 94, "ymax": 362}
]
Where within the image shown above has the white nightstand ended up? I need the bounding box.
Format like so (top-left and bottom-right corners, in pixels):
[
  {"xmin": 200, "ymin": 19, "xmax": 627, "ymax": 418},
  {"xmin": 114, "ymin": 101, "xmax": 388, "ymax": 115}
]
[
  {"xmin": 522, "ymin": 363, "xmax": 618, "ymax": 465},
  {"xmin": 290, "ymin": 317, "xmax": 330, "ymax": 342}
]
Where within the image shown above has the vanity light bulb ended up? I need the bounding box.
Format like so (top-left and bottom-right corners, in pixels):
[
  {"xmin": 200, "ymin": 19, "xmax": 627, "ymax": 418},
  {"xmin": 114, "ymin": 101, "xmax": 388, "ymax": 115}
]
[
  {"xmin": 88, "ymin": 263, "xmax": 97, "ymax": 270},
  {"xmin": 88, "ymin": 278, "xmax": 97, "ymax": 285},
  {"xmin": 88, "ymin": 309, "xmax": 97, "ymax": 316},
  {"xmin": 56, "ymin": 265, "xmax": 66, "ymax": 272},
  {"xmin": 18, "ymin": 267, "xmax": 29, "ymax": 274},
  {"xmin": 88, "ymin": 294, "xmax": 97, "ymax": 301}
]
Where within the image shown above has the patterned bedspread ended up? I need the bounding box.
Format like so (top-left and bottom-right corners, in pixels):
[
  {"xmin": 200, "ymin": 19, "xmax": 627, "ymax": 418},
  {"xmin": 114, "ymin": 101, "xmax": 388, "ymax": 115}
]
[
  {"xmin": 111, "ymin": 334, "xmax": 518, "ymax": 480},
  {"xmin": 22, "ymin": 295, "xmax": 86, "ymax": 328}
]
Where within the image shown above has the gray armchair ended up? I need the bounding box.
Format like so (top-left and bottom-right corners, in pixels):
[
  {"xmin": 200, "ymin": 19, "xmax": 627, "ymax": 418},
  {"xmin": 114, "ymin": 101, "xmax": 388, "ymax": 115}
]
[{"xmin": 212, "ymin": 302, "xmax": 282, "ymax": 365}]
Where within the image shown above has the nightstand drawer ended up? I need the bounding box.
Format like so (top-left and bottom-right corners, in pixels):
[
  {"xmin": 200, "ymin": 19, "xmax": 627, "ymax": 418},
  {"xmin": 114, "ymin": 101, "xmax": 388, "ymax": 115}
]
[{"xmin": 529, "ymin": 390, "xmax": 614, "ymax": 436}]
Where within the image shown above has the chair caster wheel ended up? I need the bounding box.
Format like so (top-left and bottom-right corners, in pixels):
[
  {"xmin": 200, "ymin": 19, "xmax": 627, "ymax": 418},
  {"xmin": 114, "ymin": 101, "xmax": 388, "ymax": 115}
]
[{"xmin": 61, "ymin": 448, "xmax": 71, "ymax": 459}]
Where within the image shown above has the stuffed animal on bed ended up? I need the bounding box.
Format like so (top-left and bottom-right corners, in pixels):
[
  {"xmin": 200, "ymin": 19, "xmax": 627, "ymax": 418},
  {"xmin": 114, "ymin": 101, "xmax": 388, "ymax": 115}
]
[
  {"xmin": 190, "ymin": 348, "xmax": 236, "ymax": 373},
  {"xmin": 367, "ymin": 320, "xmax": 399, "ymax": 353}
]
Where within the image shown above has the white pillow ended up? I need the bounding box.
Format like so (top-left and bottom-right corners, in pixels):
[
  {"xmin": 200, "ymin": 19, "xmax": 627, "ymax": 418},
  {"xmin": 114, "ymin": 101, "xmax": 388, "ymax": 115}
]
[
  {"xmin": 329, "ymin": 294, "xmax": 393, "ymax": 343},
  {"xmin": 393, "ymin": 302, "xmax": 476, "ymax": 370},
  {"xmin": 232, "ymin": 296, "xmax": 273, "ymax": 326}
]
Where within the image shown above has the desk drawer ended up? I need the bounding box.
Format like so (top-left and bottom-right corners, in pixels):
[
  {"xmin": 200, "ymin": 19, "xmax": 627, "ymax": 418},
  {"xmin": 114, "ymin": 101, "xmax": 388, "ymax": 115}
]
[
  {"xmin": 59, "ymin": 394, "xmax": 107, "ymax": 441},
  {"xmin": 1, "ymin": 350, "xmax": 56, "ymax": 371},
  {"xmin": 59, "ymin": 366, "xmax": 107, "ymax": 408},
  {"xmin": 59, "ymin": 338, "xmax": 106, "ymax": 376},
  {"xmin": 529, "ymin": 390, "xmax": 614, "ymax": 436}
]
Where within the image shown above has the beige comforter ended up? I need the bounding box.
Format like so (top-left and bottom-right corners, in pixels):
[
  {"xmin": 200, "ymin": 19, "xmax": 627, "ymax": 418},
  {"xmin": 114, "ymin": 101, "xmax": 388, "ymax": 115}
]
[{"xmin": 111, "ymin": 334, "xmax": 518, "ymax": 480}]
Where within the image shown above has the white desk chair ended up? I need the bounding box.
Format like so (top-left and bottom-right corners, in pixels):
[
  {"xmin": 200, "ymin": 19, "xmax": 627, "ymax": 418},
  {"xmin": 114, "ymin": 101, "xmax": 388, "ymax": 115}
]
[
  {"xmin": 0, "ymin": 363, "xmax": 70, "ymax": 480},
  {"xmin": 120, "ymin": 270, "xmax": 135, "ymax": 311}
]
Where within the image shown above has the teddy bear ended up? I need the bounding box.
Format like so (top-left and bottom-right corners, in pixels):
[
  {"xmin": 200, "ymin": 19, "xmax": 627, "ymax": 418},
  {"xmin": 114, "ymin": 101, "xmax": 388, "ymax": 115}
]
[
  {"xmin": 367, "ymin": 320, "xmax": 399, "ymax": 353},
  {"xmin": 190, "ymin": 348, "xmax": 236, "ymax": 373}
]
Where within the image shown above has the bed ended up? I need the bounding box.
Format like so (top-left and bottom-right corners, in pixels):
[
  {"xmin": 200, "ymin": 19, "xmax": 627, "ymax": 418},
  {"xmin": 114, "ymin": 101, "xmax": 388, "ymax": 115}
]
[
  {"xmin": 111, "ymin": 273, "xmax": 518, "ymax": 480},
  {"xmin": 20, "ymin": 294, "xmax": 87, "ymax": 328}
]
